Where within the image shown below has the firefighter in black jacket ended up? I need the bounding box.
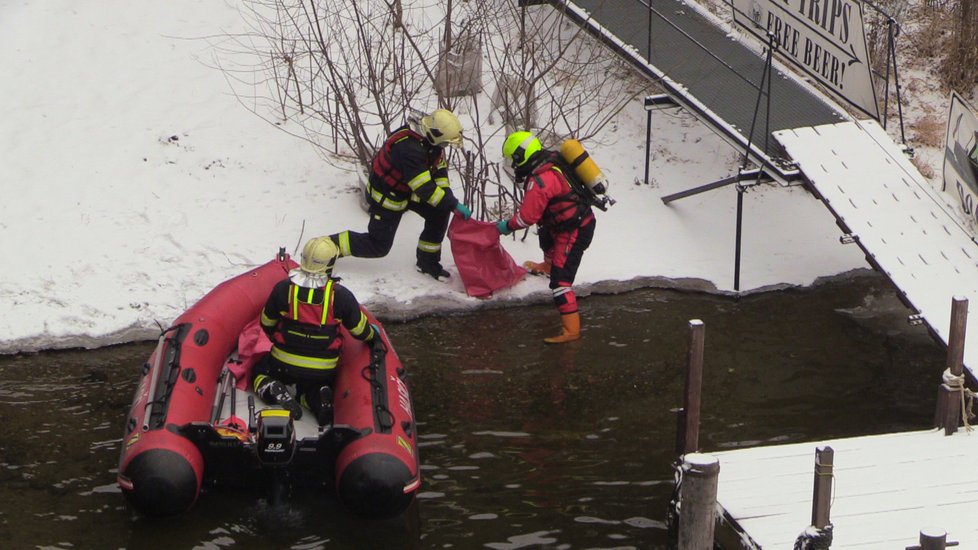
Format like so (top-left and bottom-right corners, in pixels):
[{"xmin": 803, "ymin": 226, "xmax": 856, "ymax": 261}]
[
  {"xmin": 329, "ymin": 109, "xmax": 472, "ymax": 281},
  {"xmin": 253, "ymin": 237, "xmax": 379, "ymax": 425}
]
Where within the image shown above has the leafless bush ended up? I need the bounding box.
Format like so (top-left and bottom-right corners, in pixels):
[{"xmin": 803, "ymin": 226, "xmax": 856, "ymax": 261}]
[
  {"xmin": 222, "ymin": 0, "xmax": 639, "ymax": 221},
  {"xmin": 225, "ymin": 0, "xmax": 443, "ymax": 170},
  {"xmin": 457, "ymin": 1, "xmax": 642, "ymax": 217},
  {"xmin": 904, "ymin": 2, "xmax": 952, "ymax": 60},
  {"xmin": 943, "ymin": 0, "xmax": 978, "ymax": 92}
]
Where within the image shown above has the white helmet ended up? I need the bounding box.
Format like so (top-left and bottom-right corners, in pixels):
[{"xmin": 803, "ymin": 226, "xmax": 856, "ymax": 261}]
[
  {"xmin": 300, "ymin": 237, "xmax": 339, "ymax": 275},
  {"xmin": 420, "ymin": 109, "xmax": 463, "ymax": 147}
]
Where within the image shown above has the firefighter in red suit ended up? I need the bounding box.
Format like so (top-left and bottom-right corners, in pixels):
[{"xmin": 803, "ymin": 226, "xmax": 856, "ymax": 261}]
[
  {"xmin": 253, "ymin": 237, "xmax": 379, "ymax": 425},
  {"xmin": 329, "ymin": 109, "xmax": 472, "ymax": 282},
  {"xmin": 496, "ymin": 131, "xmax": 595, "ymax": 344}
]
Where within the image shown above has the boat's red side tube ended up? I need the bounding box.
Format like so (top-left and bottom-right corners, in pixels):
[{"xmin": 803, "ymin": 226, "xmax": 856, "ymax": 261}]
[
  {"xmin": 117, "ymin": 256, "xmax": 293, "ymax": 516},
  {"xmin": 333, "ymin": 313, "xmax": 420, "ymax": 518}
]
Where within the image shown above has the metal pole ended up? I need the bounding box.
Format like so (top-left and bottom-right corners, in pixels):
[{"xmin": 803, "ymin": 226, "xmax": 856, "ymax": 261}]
[
  {"xmin": 645, "ymin": 109, "xmax": 652, "ymax": 185},
  {"xmin": 647, "ymin": 0, "xmax": 653, "ymax": 62},
  {"xmin": 661, "ymin": 174, "xmax": 742, "ymax": 204},
  {"xmin": 882, "ymin": 18, "xmax": 893, "ymax": 129},
  {"xmin": 733, "ymin": 34, "xmax": 773, "ymax": 293},
  {"xmin": 734, "ymin": 186, "xmax": 744, "ymax": 291},
  {"xmin": 888, "ymin": 18, "xmax": 906, "ymax": 144},
  {"xmin": 678, "ymin": 453, "xmax": 719, "ymax": 550},
  {"xmin": 763, "ymin": 36, "xmax": 773, "ymax": 154},
  {"xmin": 645, "ymin": 0, "xmax": 654, "ymax": 188}
]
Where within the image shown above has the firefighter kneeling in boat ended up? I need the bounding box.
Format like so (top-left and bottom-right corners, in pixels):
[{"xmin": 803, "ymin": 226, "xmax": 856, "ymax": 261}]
[{"xmin": 253, "ymin": 236, "xmax": 379, "ymax": 425}]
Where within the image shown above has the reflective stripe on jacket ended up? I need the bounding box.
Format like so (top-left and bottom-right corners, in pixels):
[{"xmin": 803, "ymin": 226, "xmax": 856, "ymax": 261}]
[
  {"xmin": 260, "ymin": 278, "xmax": 376, "ymax": 372},
  {"xmin": 368, "ymin": 125, "xmax": 457, "ymax": 212},
  {"xmin": 262, "ymin": 280, "xmax": 342, "ymax": 370}
]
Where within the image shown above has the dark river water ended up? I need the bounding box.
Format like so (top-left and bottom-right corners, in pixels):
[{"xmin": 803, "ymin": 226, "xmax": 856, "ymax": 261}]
[{"xmin": 0, "ymin": 273, "xmax": 944, "ymax": 549}]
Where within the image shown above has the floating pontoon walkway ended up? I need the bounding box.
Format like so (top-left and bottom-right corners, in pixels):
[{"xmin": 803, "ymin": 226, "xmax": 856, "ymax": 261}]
[
  {"xmin": 776, "ymin": 121, "xmax": 978, "ymax": 382},
  {"xmin": 712, "ymin": 428, "xmax": 978, "ymax": 548}
]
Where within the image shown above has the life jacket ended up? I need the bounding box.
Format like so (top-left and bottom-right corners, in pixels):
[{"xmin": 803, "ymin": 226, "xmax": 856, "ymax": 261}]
[
  {"xmin": 270, "ymin": 280, "xmax": 343, "ymax": 371},
  {"xmin": 370, "ymin": 126, "xmax": 444, "ymax": 196},
  {"xmin": 531, "ymin": 151, "xmax": 593, "ymax": 232}
]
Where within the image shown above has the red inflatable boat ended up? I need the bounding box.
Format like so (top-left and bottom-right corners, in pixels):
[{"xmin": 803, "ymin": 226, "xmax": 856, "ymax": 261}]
[{"xmin": 117, "ymin": 251, "xmax": 420, "ymax": 518}]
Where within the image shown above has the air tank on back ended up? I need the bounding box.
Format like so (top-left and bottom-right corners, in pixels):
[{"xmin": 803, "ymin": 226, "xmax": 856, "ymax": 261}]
[{"xmin": 559, "ymin": 138, "xmax": 610, "ymax": 196}]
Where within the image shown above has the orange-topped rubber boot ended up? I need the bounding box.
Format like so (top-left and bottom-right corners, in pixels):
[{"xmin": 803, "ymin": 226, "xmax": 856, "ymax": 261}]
[
  {"xmin": 544, "ymin": 312, "xmax": 581, "ymax": 344},
  {"xmin": 523, "ymin": 258, "xmax": 552, "ymax": 276}
]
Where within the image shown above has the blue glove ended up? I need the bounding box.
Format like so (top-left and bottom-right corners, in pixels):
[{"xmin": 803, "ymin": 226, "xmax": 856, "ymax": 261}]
[
  {"xmin": 496, "ymin": 219, "xmax": 513, "ymax": 235},
  {"xmin": 455, "ymin": 203, "xmax": 472, "ymax": 220},
  {"xmin": 370, "ymin": 323, "xmax": 381, "ymax": 341}
]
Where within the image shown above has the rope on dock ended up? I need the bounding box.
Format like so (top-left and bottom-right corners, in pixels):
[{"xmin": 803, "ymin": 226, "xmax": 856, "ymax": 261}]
[{"xmin": 943, "ymin": 368, "xmax": 976, "ymax": 432}]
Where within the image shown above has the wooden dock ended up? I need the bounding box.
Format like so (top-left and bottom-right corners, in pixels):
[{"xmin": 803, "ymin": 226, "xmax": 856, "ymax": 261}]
[{"xmin": 711, "ymin": 428, "xmax": 978, "ymax": 548}]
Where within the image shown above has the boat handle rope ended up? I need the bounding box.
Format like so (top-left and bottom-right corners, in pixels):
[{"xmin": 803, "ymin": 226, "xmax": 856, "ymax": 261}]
[
  {"xmin": 142, "ymin": 334, "xmax": 170, "ymax": 431},
  {"xmin": 142, "ymin": 324, "xmax": 188, "ymax": 431},
  {"xmin": 360, "ymin": 363, "xmax": 395, "ymax": 432}
]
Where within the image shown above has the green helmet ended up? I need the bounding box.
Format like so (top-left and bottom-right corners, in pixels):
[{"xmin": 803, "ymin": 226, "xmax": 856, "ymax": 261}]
[
  {"xmin": 502, "ymin": 131, "xmax": 541, "ymax": 168},
  {"xmin": 300, "ymin": 237, "xmax": 339, "ymax": 275}
]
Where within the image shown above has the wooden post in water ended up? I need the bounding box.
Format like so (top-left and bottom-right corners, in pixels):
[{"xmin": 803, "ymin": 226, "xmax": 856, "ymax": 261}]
[
  {"xmin": 811, "ymin": 446, "xmax": 833, "ymax": 529},
  {"xmin": 678, "ymin": 453, "xmax": 719, "ymax": 550},
  {"xmin": 676, "ymin": 320, "xmax": 705, "ymax": 455},
  {"xmin": 935, "ymin": 296, "xmax": 968, "ymax": 435},
  {"xmin": 793, "ymin": 447, "xmax": 834, "ymax": 547}
]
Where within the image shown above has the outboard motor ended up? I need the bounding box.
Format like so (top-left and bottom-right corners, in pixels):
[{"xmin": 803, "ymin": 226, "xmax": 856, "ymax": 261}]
[
  {"xmin": 256, "ymin": 408, "xmax": 296, "ymax": 466},
  {"xmin": 255, "ymin": 408, "xmax": 296, "ymax": 506}
]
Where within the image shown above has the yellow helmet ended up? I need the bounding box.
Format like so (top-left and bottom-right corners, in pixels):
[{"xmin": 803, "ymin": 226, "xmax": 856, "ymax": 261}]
[
  {"xmin": 502, "ymin": 131, "xmax": 541, "ymax": 168},
  {"xmin": 300, "ymin": 237, "xmax": 339, "ymax": 275},
  {"xmin": 420, "ymin": 109, "xmax": 463, "ymax": 147}
]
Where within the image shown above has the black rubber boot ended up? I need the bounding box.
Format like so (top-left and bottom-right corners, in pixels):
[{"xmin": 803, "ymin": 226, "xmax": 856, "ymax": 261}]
[
  {"xmin": 316, "ymin": 386, "xmax": 334, "ymax": 427},
  {"xmin": 417, "ymin": 250, "xmax": 450, "ymax": 282},
  {"xmin": 256, "ymin": 379, "xmax": 303, "ymax": 420},
  {"xmin": 416, "ymin": 262, "xmax": 449, "ymax": 281}
]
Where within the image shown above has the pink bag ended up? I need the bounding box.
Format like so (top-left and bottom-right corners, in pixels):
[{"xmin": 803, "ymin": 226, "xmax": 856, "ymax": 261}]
[{"xmin": 448, "ymin": 216, "xmax": 527, "ymax": 298}]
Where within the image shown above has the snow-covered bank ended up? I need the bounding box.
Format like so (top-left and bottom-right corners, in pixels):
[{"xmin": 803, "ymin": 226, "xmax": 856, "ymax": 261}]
[{"xmin": 0, "ymin": 1, "xmax": 874, "ymax": 355}]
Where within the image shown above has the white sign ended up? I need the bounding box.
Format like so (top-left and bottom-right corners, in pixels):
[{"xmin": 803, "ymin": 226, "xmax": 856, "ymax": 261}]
[
  {"xmin": 732, "ymin": 0, "xmax": 880, "ymax": 120},
  {"xmin": 942, "ymin": 91, "xmax": 978, "ymax": 225}
]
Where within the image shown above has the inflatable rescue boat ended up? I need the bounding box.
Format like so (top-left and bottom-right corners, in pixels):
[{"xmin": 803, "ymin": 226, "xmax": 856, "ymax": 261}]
[{"xmin": 117, "ymin": 251, "xmax": 420, "ymax": 518}]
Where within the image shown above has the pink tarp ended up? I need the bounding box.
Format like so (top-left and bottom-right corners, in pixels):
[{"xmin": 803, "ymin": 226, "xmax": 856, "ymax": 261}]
[
  {"xmin": 227, "ymin": 318, "xmax": 271, "ymax": 389},
  {"xmin": 448, "ymin": 216, "xmax": 527, "ymax": 298}
]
